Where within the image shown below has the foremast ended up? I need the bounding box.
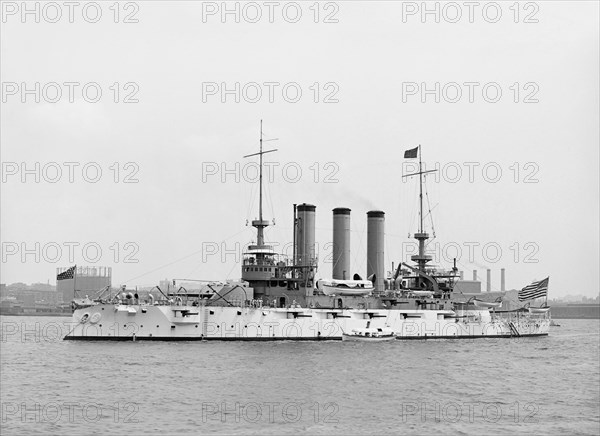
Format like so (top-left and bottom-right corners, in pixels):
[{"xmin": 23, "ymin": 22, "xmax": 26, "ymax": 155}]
[
  {"xmin": 240, "ymin": 122, "xmax": 316, "ymax": 304},
  {"xmin": 243, "ymin": 120, "xmax": 277, "ymax": 253}
]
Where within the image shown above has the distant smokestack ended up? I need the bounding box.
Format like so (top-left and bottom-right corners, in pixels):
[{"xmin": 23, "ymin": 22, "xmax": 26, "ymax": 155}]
[
  {"xmin": 487, "ymin": 269, "xmax": 491, "ymax": 292},
  {"xmin": 473, "ymin": 270, "xmax": 478, "ymax": 281},
  {"xmin": 295, "ymin": 204, "xmax": 316, "ymax": 267},
  {"xmin": 367, "ymin": 211, "xmax": 385, "ymax": 292},
  {"xmin": 333, "ymin": 208, "xmax": 351, "ymax": 280},
  {"xmin": 459, "ymin": 271, "xmax": 464, "ymax": 280},
  {"xmin": 501, "ymin": 268, "xmax": 506, "ymax": 292}
]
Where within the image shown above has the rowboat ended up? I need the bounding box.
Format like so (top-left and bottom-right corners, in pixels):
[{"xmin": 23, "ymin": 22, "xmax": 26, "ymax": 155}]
[
  {"xmin": 473, "ymin": 299, "xmax": 502, "ymax": 309},
  {"xmin": 342, "ymin": 327, "xmax": 395, "ymax": 341},
  {"xmin": 529, "ymin": 306, "xmax": 551, "ymax": 314},
  {"xmin": 410, "ymin": 290, "xmax": 434, "ymax": 298},
  {"xmin": 317, "ymin": 279, "xmax": 374, "ymax": 296}
]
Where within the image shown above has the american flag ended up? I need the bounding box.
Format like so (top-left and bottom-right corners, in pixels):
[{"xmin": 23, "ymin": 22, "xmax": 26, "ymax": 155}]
[
  {"xmin": 404, "ymin": 146, "xmax": 418, "ymax": 159},
  {"xmin": 57, "ymin": 265, "xmax": 76, "ymax": 281},
  {"xmin": 518, "ymin": 277, "xmax": 549, "ymax": 301}
]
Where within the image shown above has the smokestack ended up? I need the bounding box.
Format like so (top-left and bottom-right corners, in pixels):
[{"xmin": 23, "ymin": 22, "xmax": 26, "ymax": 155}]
[
  {"xmin": 486, "ymin": 269, "xmax": 491, "ymax": 292},
  {"xmin": 459, "ymin": 271, "xmax": 464, "ymax": 280},
  {"xmin": 295, "ymin": 204, "xmax": 316, "ymax": 268},
  {"xmin": 473, "ymin": 270, "xmax": 477, "ymax": 281},
  {"xmin": 332, "ymin": 208, "xmax": 351, "ymax": 280},
  {"xmin": 367, "ymin": 211, "xmax": 385, "ymax": 292},
  {"xmin": 501, "ymin": 268, "xmax": 506, "ymax": 292}
]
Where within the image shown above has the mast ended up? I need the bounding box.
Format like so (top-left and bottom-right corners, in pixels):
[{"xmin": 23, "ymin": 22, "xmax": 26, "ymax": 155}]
[
  {"xmin": 243, "ymin": 120, "xmax": 278, "ymax": 249},
  {"xmin": 419, "ymin": 145, "xmax": 423, "ymax": 234},
  {"xmin": 258, "ymin": 120, "xmax": 263, "ymax": 238},
  {"xmin": 401, "ymin": 145, "xmax": 458, "ymax": 295},
  {"xmin": 258, "ymin": 120, "xmax": 264, "ymax": 245},
  {"xmin": 402, "ymin": 145, "xmax": 436, "ymax": 276}
]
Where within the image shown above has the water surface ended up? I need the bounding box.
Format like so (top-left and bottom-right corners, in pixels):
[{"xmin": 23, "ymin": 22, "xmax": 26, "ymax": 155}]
[{"xmin": 1, "ymin": 316, "xmax": 598, "ymax": 435}]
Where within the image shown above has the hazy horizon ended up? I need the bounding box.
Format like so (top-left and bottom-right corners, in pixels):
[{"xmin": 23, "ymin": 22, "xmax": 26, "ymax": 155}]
[{"xmin": 2, "ymin": 1, "xmax": 599, "ymax": 298}]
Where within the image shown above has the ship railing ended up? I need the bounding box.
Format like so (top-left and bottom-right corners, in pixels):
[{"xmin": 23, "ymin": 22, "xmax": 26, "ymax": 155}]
[
  {"xmin": 228, "ymin": 299, "xmax": 264, "ymax": 308},
  {"xmin": 109, "ymin": 298, "xmax": 204, "ymax": 307},
  {"xmin": 242, "ymin": 255, "xmax": 320, "ymax": 269},
  {"xmin": 490, "ymin": 310, "xmax": 548, "ymax": 323},
  {"xmin": 242, "ymin": 253, "xmax": 294, "ymax": 267}
]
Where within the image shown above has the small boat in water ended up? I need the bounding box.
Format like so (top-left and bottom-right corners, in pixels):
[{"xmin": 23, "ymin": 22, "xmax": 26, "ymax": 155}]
[
  {"xmin": 550, "ymin": 319, "xmax": 561, "ymax": 327},
  {"xmin": 342, "ymin": 327, "xmax": 395, "ymax": 341}
]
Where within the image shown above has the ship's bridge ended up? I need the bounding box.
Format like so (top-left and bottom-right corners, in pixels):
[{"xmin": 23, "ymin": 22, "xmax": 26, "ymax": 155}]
[{"xmin": 241, "ymin": 247, "xmax": 293, "ymax": 281}]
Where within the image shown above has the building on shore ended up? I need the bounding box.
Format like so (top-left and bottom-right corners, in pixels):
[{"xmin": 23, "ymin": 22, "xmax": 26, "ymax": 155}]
[{"xmin": 56, "ymin": 266, "xmax": 112, "ymax": 302}]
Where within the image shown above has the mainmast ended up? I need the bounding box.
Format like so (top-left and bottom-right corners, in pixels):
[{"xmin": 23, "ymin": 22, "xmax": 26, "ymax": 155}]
[
  {"xmin": 419, "ymin": 145, "xmax": 424, "ymax": 234},
  {"xmin": 403, "ymin": 145, "xmax": 437, "ymax": 276}
]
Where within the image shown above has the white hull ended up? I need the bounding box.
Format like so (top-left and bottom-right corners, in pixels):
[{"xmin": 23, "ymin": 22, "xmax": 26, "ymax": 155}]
[{"xmin": 64, "ymin": 304, "xmax": 550, "ymax": 341}]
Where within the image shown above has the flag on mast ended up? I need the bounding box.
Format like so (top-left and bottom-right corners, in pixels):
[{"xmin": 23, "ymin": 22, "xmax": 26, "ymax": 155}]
[
  {"xmin": 57, "ymin": 265, "xmax": 76, "ymax": 280},
  {"xmin": 404, "ymin": 146, "xmax": 418, "ymax": 159},
  {"xmin": 518, "ymin": 277, "xmax": 549, "ymax": 301}
]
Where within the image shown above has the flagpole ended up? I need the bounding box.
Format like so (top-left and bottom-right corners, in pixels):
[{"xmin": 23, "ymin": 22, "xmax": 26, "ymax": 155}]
[
  {"xmin": 419, "ymin": 144, "xmax": 423, "ymax": 234},
  {"xmin": 73, "ymin": 265, "xmax": 77, "ymax": 300}
]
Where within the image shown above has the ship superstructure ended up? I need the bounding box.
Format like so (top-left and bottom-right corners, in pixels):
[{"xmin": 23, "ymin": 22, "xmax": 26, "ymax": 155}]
[{"xmin": 65, "ymin": 125, "xmax": 550, "ymax": 340}]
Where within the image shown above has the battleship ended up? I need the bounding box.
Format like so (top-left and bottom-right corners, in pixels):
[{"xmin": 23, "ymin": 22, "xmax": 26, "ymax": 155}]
[{"xmin": 64, "ymin": 123, "xmax": 550, "ymax": 341}]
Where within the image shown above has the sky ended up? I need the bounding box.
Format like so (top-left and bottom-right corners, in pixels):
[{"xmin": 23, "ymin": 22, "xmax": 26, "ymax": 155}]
[{"xmin": 1, "ymin": 1, "xmax": 599, "ymax": 298}]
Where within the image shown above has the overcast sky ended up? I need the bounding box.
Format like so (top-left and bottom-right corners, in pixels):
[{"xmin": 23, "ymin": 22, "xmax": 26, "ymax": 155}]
[{"xmin": 1, "ymin": 1, "xmax": 598, "ymax": 298}]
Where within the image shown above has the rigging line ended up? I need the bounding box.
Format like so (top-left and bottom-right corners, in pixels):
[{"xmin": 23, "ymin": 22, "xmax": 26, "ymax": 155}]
[
  {"xmin": 407, "ymin": 176, "xmax": 419, "ymax": 237},
  {"xmin": 424, "ymin": 180, "xmax": 436, "ymax": 238},
  {"xmin": 384, "ymin": 232, "xmax": 391, "ymax": 274},
  {"xmin": 352, "ymin": 221, "xmax": 367, "ymax": 276},
  {"xmin": 264, "ymin": 171, "xmax": 276, "ymax": 223},
  {"xmin": 423, "ymin": 204, "xmax": 439, "ymax": 249},
  {"xmin": 269, "ymin": 181, "xmax": 276, "ymax": 224},
  {"xmin": 330, "ymin": 248, "xmax": 341, "ymax": 272},
  {"xmin": 246, "ymin": 179, "xmax": 256, "ymax": 221},
  {"xmin": 185, "ymin": 226, "xmax": 254, "ymax": 277},
  {"xmin": 123, "ymin": 228, "xmax": 249, "ymax": 284},
  {"xmin": 225, "ymin": 252, "xmax": 243, "ymax": 280}
]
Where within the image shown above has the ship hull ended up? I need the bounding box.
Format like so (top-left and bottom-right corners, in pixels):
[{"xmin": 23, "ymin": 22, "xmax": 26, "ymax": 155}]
[{"xmin": 64, "ymin": 304, "xmax": 550, "ymax": 341}]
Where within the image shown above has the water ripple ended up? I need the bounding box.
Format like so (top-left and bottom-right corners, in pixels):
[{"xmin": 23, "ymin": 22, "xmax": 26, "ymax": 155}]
[{"xmin": 1, "ymin": 317, "xmax": 598, "ymax": 435}]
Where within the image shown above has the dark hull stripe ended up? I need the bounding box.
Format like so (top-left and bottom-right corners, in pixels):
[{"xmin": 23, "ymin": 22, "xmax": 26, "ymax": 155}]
[
  {"xmin": 395, "ymin": 333, "xmax": 548, "ymax": 340},
  {"xmin": 64, "ymin": 333, "xmax": 548, "ymax": 341}
]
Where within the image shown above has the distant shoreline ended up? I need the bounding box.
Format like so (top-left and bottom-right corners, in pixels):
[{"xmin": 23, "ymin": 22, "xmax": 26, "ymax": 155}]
[{"xmin": 0, "ymin": 313, "xmax": 71, "ymax": 317}]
